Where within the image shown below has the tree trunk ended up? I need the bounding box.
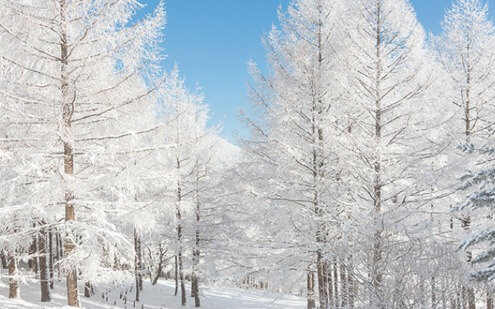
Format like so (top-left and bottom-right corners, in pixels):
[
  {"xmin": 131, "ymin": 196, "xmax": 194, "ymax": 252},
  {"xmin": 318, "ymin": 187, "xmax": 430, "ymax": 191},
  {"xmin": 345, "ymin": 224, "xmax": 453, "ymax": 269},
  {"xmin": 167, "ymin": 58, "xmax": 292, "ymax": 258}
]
[
  {"xmin": 487, "ymin": 292, "xmax": 493, "ymax": 309},
  {"xmin": 326, "ymin": 261, "xmax": 333, "ymax": 307},
  {"xmin": 341, "ymin": 263, "xmax": 347, "ymax": 307},
  {"xmin": 348, "ymin": 268, "xmax": 355, "ymax": 308},
  {"xmin": 317, "ymin": 251, "xmax": 328, "ymax": 309},
  {"xmin": 55, "ymin": 231, "xmax": 62, "ymax": 281},
  {"xmin": 152, "ymin": 245, "xmax": 165, "ymax": 286},
  {"xmin": 134, "ymin": 229, "xmax": 142, "ymax": 302},
  {"xmin": 467, "ymin": 287, "xmax": 475, "ymax": 309},
  {"xmin": 1, "ymin": 250, "xmax": 7, "ymax": 269},
  {"xmin": 49, "ymin": 230, "xmax": 54, "ymax": 289},
  {"xmin": 333, "ymin": 260, "xmax": 339, "ymax": 307},
  {"xmin": 174, "ymin": 255, "xmax": 178, "ymax": 296},
  {"xmin": 60, "ymin": 0, "xmax": 79, "ymax": 305},
  {"xmin": 39, "ymin": 226, "xmax": 51, "ymax": 302},
  {"xmin": 178, "ymin": 250, "xmax": 186, "ymax": 306},
  {"xmin": 178, "ymin": 248, "xmax": 186, "ymax": 306},
  {"xmin": 84, "ymin": 281, "xmax": 93, "ymax": 298},
  {"xmin": 175, "ymin": 155, "xmax": 186, "ymax": 306},
  {"xmin": 8, "ymin": 252, "xmax": 18, "ymax": 299},
  {"xmin": 191, "ymin": 274, "xmax": 200, "ymax": 307},
  {"xmin": 138, "ymin": 239, "xmax": 143, "ymax": 291},
  {"xmin": 432, "ymin": 277, "xmax": 436, "ymax": 309},
  {"xmin": 191, "ymin": 183, "xmax": 201, "ymax": 307},
  {"xmin": 463, "ymin": 56, "xmax": 476, "ymax": 309},
  {"xmin": 371, "ymin": 2, "xmax": 384, "ymax": 308},
  {"xmin": 307, "ymin": 271, "xmax": 316, "ymax": 309},
  {"xmin": 29, "ymin": 228, "xmax": 39, "ymax": 276}
]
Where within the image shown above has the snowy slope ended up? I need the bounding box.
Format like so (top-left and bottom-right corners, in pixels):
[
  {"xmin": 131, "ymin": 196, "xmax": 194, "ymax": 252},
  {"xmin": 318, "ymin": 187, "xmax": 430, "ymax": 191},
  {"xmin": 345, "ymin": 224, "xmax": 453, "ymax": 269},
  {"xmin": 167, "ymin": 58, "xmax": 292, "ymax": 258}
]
[{"xmin": 0, "ymin": 278, "xmax": 305, "ymax": 309}]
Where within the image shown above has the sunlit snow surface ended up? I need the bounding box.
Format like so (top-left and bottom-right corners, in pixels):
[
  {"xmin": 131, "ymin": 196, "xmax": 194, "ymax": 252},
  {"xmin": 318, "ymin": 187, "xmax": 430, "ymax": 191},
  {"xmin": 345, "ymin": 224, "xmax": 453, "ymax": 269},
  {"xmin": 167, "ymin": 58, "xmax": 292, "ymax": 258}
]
[{"xmin": 0, "ymin": 278, "xmax": 305, "ymax": 308}]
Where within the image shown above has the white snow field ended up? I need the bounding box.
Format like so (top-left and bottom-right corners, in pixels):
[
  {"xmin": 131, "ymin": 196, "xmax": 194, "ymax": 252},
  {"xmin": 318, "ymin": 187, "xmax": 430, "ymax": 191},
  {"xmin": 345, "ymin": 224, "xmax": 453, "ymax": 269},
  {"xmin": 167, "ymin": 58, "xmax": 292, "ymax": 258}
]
[{"xmin": 0, "ymin": 279, "xmax": 305, "ymax": 309}]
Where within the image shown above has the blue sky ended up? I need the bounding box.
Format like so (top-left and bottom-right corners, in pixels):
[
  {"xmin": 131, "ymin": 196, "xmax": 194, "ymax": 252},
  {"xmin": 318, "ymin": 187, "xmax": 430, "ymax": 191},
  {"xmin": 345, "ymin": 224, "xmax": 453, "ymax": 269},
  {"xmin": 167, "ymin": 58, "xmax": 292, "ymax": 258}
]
[{"xmin": 141, "ymin": 0, "xmax": 495, "ymax": 144}]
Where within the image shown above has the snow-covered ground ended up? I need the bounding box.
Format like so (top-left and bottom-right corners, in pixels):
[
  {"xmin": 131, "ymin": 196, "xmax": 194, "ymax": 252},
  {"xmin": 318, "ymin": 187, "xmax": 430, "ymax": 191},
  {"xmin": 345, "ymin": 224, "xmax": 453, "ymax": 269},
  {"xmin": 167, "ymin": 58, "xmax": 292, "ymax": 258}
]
[{"xmin": 0, "ymin": 278, "xmax": 305, "ymax": 308}]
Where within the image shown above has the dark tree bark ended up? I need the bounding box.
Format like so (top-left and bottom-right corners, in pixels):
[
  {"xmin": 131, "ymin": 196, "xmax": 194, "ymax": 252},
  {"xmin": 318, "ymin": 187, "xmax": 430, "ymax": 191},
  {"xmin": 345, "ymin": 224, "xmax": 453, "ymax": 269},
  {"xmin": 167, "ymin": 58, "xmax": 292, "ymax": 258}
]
[
  {"xmin": 317, "ymin": 252, "xmax": 329, "ymax": 308},
  {"xmin": 326, "ymin": 261, "xmax": 332, "ymax": 307},
  {"xmin": 341, "ymin": 263, "xmax": 347, "ymax": 307},
  {"xmin": 175, "ymin": 156, "xmax": 186, "ymax": 306},
  {"xmin": 134, "ymin": 229, "xmax": 143, "ymax": 301},
  {"xmin": 191, "ymin": 183, "xmax": 201, "ymax": 307},
  {"xmin": 1, "ymin": 250, "xmax": 7, "ymax": 269},
  {"xmin": 174, "ymin": 255, "xmax": 178, "ymax": 296},
  {"xmin": 431, "ymin": 277, "xmax": 436, "ymax": 309},
  {"xmin": 48, "ymin": 230, "xmax": 54, "ymax": 289},
  {"xmin": 333, "ymin": 260, "xmax": 339, "ymax": 307},
  {"xmin": 84, "ymin": 281, "xmax": 93, "ymax": 298},
  {"xmin": 29, "ymin": 227, "xmax": 39, "ymax": 276},
  {"xmin": 39, "ymin": 226, "xmax": 51, "ymax": 302},
  {"xmin": 55, "ymin": 231, "xmax": 62, "ymax": 281},
  {"xmin": 151, "ymin": 245, "xmax": 167, "ymax": 285},
  {"xmin": 307, "ymin": 271, "xmax": 316, "ymax": 309},
  {"xmin": 8, "ymin": 252, "xmax": 18, "ymax": 298},
  {"xmin": 178, "ymin": 250, "xmax": 186, "ymax": 306},
  {"xmin": 60, "ymin": 0, "xmax": 79, "ymax": 305}
]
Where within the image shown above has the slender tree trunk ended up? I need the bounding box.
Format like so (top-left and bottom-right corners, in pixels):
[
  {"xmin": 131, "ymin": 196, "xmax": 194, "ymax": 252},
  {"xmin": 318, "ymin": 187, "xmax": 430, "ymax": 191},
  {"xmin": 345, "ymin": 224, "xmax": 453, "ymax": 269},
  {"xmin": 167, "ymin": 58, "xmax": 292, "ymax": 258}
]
[
  {"xmin": 313, "ymin": 6, "xmax": 330, "ymax": 308},
  {"xmin": 29, "ymin": 228, "xmax": 39, "ymax": 276},
  {"xmin": 39, "ymin": 226, "xmax": 51, "ymax": 302},
  {"xmin": 487, "ymin": 292, "xmax": 493, "ymax": 309},
  {"xmin": 191, "ymin": 181, "xmax": 201, "ymax": 307},
  {"xmin": 178, "ymin": 246, "xmax": 186, "ymax": 306},
  {"xmin": 134, "ymin": 229, "xmax": 142, "ymax": 301},
  {"xmin": 138, "ymin": 238, "xmax": 143, "ymax": 292},
  {"xmin": 1, "ymin": 250, "xmax": 7, "ymax": 269},
  {"xmin": 8, "ymin": 252, "xmax": 18, "ymax": 299},
  {"xmin": 49, "ymin": 230, "xmax": 54, "ymax": 289},
  {"xmin": 455, "ymin": 287, "xmax": 462, "ymax": 309},
  {"xmin": 55, "ymin": 231, "xmax": 62, "ymax": 281},
  {"xmin": 175, "ymin": 154, "xmax": 186, "ymax": 306},
  {"xmin": 333, "ymin": 260, "xmax": 339, "ymax": 307},
  {"xmin": 432, "ymin": 277, "xmax": 436, "ymax": 309},
  {"xmin": 326, "ymin": 261, "xmax": 332, "ymax": 307},
  {"xmin": 307, "ymin": 271, "xmax": 316, "ymax": 309},
  {"xmin": 348, "ymin": 268, "xmax": 355, "ymax": 308},
  {"xmin": 191, "ymin": 273, "xmax": 200, "ymax": 307},
  {"xmin": 174, "ymin": 255, "xmax": 178, "ymax": 296},
  {"xmin": 372, "ymin": 2, "xmax": 384, "ymax": 306},
  {"xmin": 178, "ymin": 251, "xmax": 186, "ymax": 306},
  {"xmin": 420, "ymin": 277, "xmax": 426, "ymax": 308},
  {"xmin": 60, "ymin": 0, "xmax": 79, "ymax": 305},
  {"xmin": 341, "ymin": 263, "xmax": 348, "ymax": 307},
  {"xmin": 152, "ymin": 245, "xmax": 165, "ymax": 286},
  {"xmin": 467, "ymin": 288, "xmax": 475, "ymax": 309},
  {"xmin": 84, "ymin": 281, "xmax": 93, "ymax": 298},
  {"xmin": 317, "ymin": 251, "xmax": 328, "ymax": 309},
  {"xmin": 463, "ymin": 57, "xmax": 476, "ymax": 309}
]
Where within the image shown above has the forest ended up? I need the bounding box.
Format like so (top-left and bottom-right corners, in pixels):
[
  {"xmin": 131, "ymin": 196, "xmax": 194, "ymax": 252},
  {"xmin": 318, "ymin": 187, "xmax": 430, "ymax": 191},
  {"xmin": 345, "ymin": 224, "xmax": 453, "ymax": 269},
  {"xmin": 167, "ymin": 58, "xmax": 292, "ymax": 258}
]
[{"xmin": 1, "ymin": 0, "xmax": 495, "ymax": 308}]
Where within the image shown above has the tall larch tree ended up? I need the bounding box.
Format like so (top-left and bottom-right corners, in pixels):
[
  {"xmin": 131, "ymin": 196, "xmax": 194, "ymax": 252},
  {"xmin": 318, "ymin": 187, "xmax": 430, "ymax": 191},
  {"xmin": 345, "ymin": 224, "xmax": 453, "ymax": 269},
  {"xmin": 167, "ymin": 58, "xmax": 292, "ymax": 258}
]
[
  {"xmin": 436, "ymin": 0, "xmax": 495, "ymax": 307},
  {"xmin": 341, "ymin": 0, "xmax": 443, "ymax": 306},
  {"xmin": 0, "ymin": 0, "xmax": 165, "ymax": 306},
  {"xmin": 246, "ymin": 0, "xmax": 351, "ymax": 308}
]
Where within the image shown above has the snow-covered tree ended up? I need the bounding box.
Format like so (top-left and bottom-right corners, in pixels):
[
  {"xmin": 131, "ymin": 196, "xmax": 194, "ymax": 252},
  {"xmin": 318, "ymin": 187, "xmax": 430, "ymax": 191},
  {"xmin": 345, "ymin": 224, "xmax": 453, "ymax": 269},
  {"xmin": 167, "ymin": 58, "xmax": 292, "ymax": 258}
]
[
  {"xmin": 245, "ymin": 0, "xmax": 352, "ymax": 307},
  {"xmin": 434, "ymin": 0, "xmax": 495, "ymax": 306},
  {"xmin": 155, "ymin": 67, "xmax": 226, "ymax": 307},
  {"xmin": 339, "ymin": 0, "xmax": 444, "ymax": 306},
  {"xmin": 0, "ymin": 0, "xmax": 165, "ymax": 306},
  {"xmin": 458, "ymin": 145, "xmax": 495, "ymax": 282}
]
